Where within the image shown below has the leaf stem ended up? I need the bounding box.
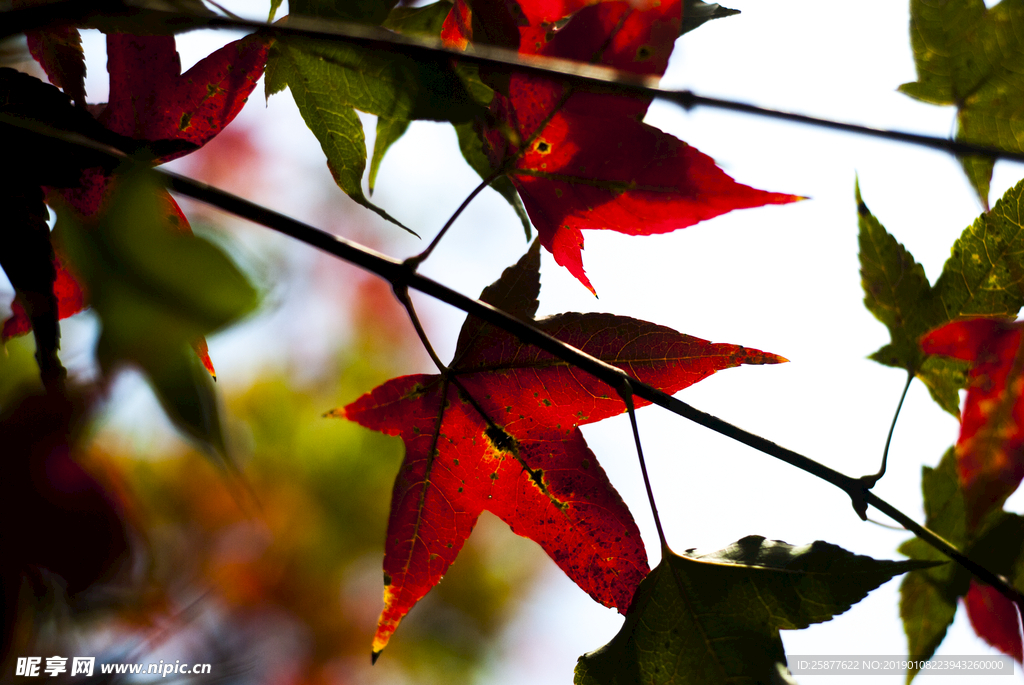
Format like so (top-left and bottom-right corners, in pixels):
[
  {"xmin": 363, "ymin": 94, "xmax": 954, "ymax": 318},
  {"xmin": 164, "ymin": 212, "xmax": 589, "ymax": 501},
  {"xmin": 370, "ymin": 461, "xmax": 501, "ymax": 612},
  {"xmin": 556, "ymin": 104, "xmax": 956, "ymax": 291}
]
[
  {"xmin": 862, "ymin": 370, "xmax": 913, "ymax": 488},
  {"xmin": 617, "ymin": 379, "xmax": 668, "ymax": 552},
  {"xmin": 406, "ymin": 169, "xmax": 504, "ymax": 271},
  {"xmin": 394, "ymin": 285, "xmax": 448, "ymax": 374}
]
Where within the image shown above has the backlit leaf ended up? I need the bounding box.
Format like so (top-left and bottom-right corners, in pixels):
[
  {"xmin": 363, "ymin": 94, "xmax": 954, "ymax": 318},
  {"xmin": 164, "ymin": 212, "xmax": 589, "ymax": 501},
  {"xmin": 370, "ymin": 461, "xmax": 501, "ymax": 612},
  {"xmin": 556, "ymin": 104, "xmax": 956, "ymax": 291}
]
[
  {"xmin": 900, "ymin": 0, "xmax": 1024, "ymax": 207},
  {"xmin": 898, "ymin": 449, "xmax": 969, "ymax": 680},
  {"xmin": 857, "ymin": 180, "xmax": 1024, "ymax": 416},
  {"xmin": 267, "ymin": 30, "xmax": 486, "ymax": 231},
  {"xmin": 467, "ymin": 0, "xmax": 799, "ymax": 292},
  {"xmin": 369, "ymin": 117, "xmax": 410, "ymax": 195},
  {"xmin": 333, "ymin": 241, "xmax": 786, "ymax": 656},
  {"xmin": 576, "ymin": 537, "xmax": 930, "ymax": 685},
  {"xmin": 921, "ymin": 318, "xmax": 1024, "ymax": 527}
]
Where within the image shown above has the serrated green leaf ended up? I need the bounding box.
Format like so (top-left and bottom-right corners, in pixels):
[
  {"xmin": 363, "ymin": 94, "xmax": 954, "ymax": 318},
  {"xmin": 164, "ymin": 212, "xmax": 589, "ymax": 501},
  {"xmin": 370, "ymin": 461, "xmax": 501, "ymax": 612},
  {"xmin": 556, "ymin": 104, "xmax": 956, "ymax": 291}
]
[
  {"xmin": 575, "ymin": 537, "xmax": 930, "ymax": 685},
  {"xmin": 265, "ymin": 41, "xmax": 413, "ymax": 232},
  {"xmin": 900, "ymin": 0, "xmax": 1024, "ymax": 206},
  {"xmin": 931, "ymin": 178, "xmax": 1024, "ymax": 321},
  {"xmin": 860, "ymin": 180, "xmax": 1024, "ymax": 415},
  {"xmin": 898, "ymin": 565, "xmax": 959, "ymax": 683},
  {"xmin": 289, "ymin": 0, "xmax": 398, "ymax": 24},
  {"xmin": 369, "ymin": 117, "xmax": 410, "ymax": 195},
  {"xmin": 898, "ymin": 449, "xmax": 970, "ymax": 681},
  {"xmin": 857, "ymin": 185, "xmax": 969, "ymax": 416},
  {"xmin": 382, "ymin": 1, "xmax": 453, "ymax": 35},
  {"xmin": 858, "ymin": 182, "xmax": 934, "ymax": 372},
  {"xmin": 272, "ymin": 36, "xmax": 483, "ymax": 123},
  {"xmin": 680, "ymin": 0, "xmax": 740, "ymax": 36},
  {"xmin": 55, "ymin": 167, "xmax": 257, "ymax": 456},
  {"xmin": 455, "ymin": 120, "xmax": 532, "ymax": 239}
]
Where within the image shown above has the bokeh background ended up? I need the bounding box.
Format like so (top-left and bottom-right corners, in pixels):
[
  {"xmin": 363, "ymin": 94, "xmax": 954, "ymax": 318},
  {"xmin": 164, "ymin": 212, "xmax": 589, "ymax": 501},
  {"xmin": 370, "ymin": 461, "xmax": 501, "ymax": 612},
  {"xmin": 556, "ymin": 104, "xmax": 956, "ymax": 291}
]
[{"xmin": 2, "ymin": 0, "xmax": 1022, "ymax": 682}]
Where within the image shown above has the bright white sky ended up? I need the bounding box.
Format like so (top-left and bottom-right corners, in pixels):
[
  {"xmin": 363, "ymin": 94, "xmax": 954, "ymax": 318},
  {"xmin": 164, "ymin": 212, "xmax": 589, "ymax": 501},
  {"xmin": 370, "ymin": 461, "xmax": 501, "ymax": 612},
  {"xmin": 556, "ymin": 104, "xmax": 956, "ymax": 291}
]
[{"xmin": 17, "ymin": 0, "xmax": 1024, "ymax": 683}]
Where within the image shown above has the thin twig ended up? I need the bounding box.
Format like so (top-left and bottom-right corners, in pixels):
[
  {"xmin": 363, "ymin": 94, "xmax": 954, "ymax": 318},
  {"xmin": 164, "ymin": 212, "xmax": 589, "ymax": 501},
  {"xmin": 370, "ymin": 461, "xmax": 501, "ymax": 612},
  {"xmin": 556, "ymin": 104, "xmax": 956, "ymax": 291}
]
[
  {"xmin": 617, "ymin": 379, "xmax": 668, "ymax": 552},
  {"xmin": 406, "ymin": 169, "xmax": 504, "ymax": 270},
  {"xmin": 6, "ymin": 90, "xmax": 1023, "ymax": 612},
  {"xmin": 394, "ymin": 285, "xmax": 448, "ymax": 374},
  {"xmin": 862, "ymin": 370, "xmax": 914, "ymax": 488},
  {"xmin": 8, "ymin": 4, "xmax": 1024, "ymax": 167}
]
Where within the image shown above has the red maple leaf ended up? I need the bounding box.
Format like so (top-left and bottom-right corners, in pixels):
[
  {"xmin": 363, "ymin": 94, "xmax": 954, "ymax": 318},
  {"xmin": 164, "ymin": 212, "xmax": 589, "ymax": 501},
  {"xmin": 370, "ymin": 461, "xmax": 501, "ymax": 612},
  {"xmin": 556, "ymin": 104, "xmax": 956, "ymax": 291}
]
[
  {"xmin": 920, "ymin": 318, "xmax": 1024, "ymax": 665},
  {"xmin": 4, "ymin": 33, "xmax": 268, "ymax": 378},
  {"xmin": 920, "ymin": 318, "xmax": 1024, "ymax": 528},
  {"xmin": 449, "ymin": 0, "xmax": 801, "ymax": 293},
  {"xmin": 964, "ymin": 581, "xmax": 1024, "ymax": 663},
  {"xmin": 333, "ymin": 242, "xmax": 787, "ymax": 656}
]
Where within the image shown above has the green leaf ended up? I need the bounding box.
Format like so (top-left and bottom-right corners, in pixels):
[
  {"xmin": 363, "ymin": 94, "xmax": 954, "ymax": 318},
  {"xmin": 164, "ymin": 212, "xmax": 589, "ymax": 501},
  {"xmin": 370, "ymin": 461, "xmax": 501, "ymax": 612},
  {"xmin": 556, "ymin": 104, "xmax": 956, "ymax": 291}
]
[
  {"xmin": 898, "ymin": 564, "xmax": 959, "ymax": 683},
  {"xmin": 368, "ymin": 2, "xmax": 467, "ymax": 191},
  {"xmin": 858, "ymin": 181, "xmax": 934, "ymax": 373},
  {"xmin": 266, "ymin": 41, "xmax": 413, "ymax": 231},
  {"xmin": 272, "ymin": 36, "xmax": 484, "ymax": 123},
  {"xmin": 931, "ymin": 178, "xmax": 1024, "ymax": 321},
  {"xmin": 289, "ymin": 0, "xmax": 398, "ymax": 24},
  {"xmin": 269, "ymin": 0, "xmax": 283, "ymax": 21},
  {"xmin": 900, "ymin": 0, "xmax": 1024, "ymax": 207},
  {"xmin": 369, "ymin": 117, "xmax": 410, "ymax": 195},
  {"xmin": 575, "ymin": 537, "xmax": 931, "ymax": 685},
  {"xmin": 266, "ymin": 31, "xmax": 487, "ymax": 230},
  {"xmin": 56, "ymin": 167, "xmax": 257, "ymax": 456},
  {"xmin": 898, "ymin": 449, "xmax": 970, "ymax": 680},
  {"xmin": 916, "ymin": 355, "xmax": 969, "ymax": 418},
  {"xmin": 858, "ymin": 180, "xmax": 1024, "ymax": 416},
  {"xmin": 455, "ymin": 120, "xmax": 532, "ymax": 240},
  {"xmin": 680, "ymin": 0, "xmax": 740, "ymax": 37},
  {"xmin": 382, "ymin": 1, "xmax": 453, "ymax": 35}
]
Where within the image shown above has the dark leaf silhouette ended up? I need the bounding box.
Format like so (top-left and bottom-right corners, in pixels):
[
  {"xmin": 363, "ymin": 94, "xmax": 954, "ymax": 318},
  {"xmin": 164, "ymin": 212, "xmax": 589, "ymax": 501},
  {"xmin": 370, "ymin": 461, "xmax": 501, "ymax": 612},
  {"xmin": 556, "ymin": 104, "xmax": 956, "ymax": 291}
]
[{"xmin": 576, "ymin": 536, "xmax": 931, "ymax": 685}]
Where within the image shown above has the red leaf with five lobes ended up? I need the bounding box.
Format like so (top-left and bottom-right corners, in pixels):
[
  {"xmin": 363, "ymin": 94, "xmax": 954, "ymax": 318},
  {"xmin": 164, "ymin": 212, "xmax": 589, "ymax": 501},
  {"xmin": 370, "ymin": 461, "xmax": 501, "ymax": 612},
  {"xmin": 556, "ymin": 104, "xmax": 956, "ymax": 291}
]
[
  {"xmin": 920, "ymin": 319, "xmax": 1024, "ymax": 527},
  {"xmin": 464, "ymin": 0, "xmax": 802, "ymax": 293},
  {"xmin": 334, "ymin": 242, "xmax": 787, "ymax": 656},
  {"xmin": 965, "ymin": 581, "xmax": 1024, "ymax": 663}
]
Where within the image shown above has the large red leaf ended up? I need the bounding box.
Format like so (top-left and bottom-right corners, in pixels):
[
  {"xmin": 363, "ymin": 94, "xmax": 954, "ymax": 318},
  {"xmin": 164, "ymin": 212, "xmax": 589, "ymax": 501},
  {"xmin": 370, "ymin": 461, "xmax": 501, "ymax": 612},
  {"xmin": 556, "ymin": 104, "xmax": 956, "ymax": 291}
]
[
  {"xmin": 101, "ymin": 33, "xmax": 268, "ymax": 160},
  {"xmin": 920, "ymin": 319, "xmax": 1024, "ymax": 528},
  {"xmin": 334, "ymin": 242, "xmax": 787, "ymax": 656},
  {"xmin": 4, "ymin": 33, "xmax": 267, "ymax": 379},
  {"xmin": 965, "ymin": 581, "xmax": 1024, "ymax": 663},
  {"xmin": 453, "ymin": 0, "xmax": 801, "ymax": 293}
]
